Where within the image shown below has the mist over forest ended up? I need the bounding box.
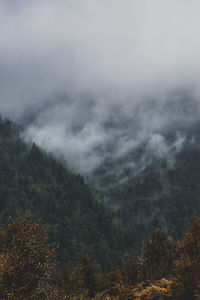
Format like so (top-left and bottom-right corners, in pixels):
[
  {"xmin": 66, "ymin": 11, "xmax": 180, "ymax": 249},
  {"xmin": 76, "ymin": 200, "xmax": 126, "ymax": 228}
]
[
  {"xmin": 2, "ymin": 1, "xmax": 200, "ymax": 298},
  {"xmin": 0, "ymin": 1, "xmax": 200, "ymax": 178},
  {"xmin": 0, "ymin": 0, "xmax": 200, "ymax": 259}
]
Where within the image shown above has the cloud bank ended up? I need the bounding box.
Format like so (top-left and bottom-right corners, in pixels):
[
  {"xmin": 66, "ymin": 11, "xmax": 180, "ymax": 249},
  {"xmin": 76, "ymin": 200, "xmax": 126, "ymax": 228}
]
[
  {"xmin": 0, "ymin": 0, "xmax": 200, "ymax": 178},
  {"xmin": 1, "ymin": 0, "xmax": 200, "ymax": 113}
]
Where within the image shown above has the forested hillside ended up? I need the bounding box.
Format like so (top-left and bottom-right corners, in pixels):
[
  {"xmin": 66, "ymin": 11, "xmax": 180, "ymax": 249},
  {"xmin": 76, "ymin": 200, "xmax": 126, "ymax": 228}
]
[
  {"xmin": 2, "ymin": 111, "xmax": 200, "ymax": 272},
  {"xmin": 0, "ymin": 116, "xmax": 128, "ymax": 268},
  {"xmin": 90, "ymin": 111, "xmax": 200, "ymax": 243}
]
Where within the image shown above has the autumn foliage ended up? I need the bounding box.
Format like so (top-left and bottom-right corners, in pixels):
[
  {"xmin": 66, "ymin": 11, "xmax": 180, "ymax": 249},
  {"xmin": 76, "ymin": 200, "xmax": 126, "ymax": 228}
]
[
  {"xmin": 0, "ymin": 216, "xmax": 58, "ymax": 299},
  {"xmin": 0, "ymin": 215, "xmax": 200, "ymax": 299}
]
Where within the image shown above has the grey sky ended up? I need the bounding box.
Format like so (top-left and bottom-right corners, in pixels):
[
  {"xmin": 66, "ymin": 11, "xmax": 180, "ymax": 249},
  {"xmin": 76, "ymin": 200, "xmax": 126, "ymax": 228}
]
[
  {"xmin": 0, "ymin": 0, "xmax": 199, "ymax": 174},
  {"xmin": 1, "ymin": 0, "xmax": 200, "ymax": 115}
]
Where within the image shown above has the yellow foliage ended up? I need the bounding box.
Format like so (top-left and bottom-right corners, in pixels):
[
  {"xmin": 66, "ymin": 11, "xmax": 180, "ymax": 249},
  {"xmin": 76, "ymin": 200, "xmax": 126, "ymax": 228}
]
[{"xmin": 133, "ymin": 278, "xmax": 172, "ymax": 300}]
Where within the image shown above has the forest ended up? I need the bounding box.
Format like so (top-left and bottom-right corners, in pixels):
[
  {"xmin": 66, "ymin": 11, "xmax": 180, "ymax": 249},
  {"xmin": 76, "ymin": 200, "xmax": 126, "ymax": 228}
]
[
  {"xmin": 0, "ymin": 116, "xmax": 129, "ymax": 268},
  {"xmin": 1, "ymin": 1, "xmax": 200, "ymax": 298},
  {"xmin": 0, "ymin": 116, "xmax": 200, "ymax": 298},
  {"xmin": 1, "ymin": 214, "xmax": 200, "ymax": 299}
]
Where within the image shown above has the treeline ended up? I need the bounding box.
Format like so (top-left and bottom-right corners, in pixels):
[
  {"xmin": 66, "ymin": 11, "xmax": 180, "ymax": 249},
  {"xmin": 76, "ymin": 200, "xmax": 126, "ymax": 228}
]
[{"xmin": 1, "ymin": 215, "xmax": 200, "ymax": 299}]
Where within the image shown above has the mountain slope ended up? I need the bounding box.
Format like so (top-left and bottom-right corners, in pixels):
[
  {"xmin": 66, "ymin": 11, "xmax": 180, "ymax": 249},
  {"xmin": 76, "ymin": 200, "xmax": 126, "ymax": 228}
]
[
  {"xmin": 91, "ymin": 111, "xmax": 200, "ymax": 240},
  {"xmin": 0, "ymin": 117, "xmax": 127, "ymax": 268}
]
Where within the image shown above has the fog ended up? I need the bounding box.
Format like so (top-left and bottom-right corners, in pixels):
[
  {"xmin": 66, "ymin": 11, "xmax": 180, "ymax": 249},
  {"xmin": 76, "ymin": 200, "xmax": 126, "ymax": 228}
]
[{"xmin": 0, "ymin": 0, "xmax": 200, "ymax": 178}]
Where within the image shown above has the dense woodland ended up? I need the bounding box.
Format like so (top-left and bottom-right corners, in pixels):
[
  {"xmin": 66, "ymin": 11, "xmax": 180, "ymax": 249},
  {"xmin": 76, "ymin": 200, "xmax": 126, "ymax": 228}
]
[
  {"xmin": 0, "ymin": 117, "xmax": 129, "ymax": 268},
  {"xmin": 1, "ymin": 116, "xmax": 200, "ymax": 298},
  {"xmin": 90, "ymin": 104, "xmax": 200, "ymax": 243}
]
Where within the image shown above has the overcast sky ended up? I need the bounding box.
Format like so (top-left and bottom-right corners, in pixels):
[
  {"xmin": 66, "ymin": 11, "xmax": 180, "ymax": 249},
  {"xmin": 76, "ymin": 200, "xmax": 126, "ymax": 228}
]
[
  {"xmin": 0, "ymin": 0, "xmax": 200, "ymax": 174},
  {"xmin": 1, "ymin": 0, "xmax": 200, "ymax": 115}
]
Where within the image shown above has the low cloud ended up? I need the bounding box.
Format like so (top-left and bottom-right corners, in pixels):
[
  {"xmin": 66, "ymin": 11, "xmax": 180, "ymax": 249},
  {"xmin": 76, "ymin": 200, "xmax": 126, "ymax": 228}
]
[{"xmin": 0, "ymin": 0, "xmax": 200, "ymax": 179}]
